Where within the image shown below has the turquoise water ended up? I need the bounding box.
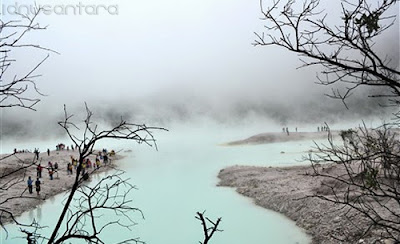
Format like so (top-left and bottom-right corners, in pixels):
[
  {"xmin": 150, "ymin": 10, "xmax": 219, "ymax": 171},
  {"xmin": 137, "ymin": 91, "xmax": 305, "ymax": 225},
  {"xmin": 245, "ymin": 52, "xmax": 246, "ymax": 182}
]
[{"xmin": 1, "ymin": 124, "xmax": 315, "ymax": 244}]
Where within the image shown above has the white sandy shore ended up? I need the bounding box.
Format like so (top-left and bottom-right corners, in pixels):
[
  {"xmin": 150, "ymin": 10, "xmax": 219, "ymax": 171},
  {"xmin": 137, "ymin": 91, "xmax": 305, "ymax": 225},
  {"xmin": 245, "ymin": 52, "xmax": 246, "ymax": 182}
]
[
  {"xmin": 223, "ymin": 131, "xmax": 339, "ymax": 146},
  {"xmin": 0, "ymin": 149, "xmax": 122, "ymax": 225},
  {"xmin": 218, "ymin": 131, "xmax": 393, "ymax": 244}
]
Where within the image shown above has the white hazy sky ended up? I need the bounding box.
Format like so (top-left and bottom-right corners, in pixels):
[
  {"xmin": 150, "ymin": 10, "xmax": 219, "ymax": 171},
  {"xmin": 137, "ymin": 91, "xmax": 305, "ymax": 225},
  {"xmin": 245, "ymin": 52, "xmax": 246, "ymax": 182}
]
[
  {"xmin": 3, "ymin": 0, "xmax": 322, "ymax": 107},
  {"xmin": 1, "ymin": 0, "xmax": 399, "ymax": 114}
]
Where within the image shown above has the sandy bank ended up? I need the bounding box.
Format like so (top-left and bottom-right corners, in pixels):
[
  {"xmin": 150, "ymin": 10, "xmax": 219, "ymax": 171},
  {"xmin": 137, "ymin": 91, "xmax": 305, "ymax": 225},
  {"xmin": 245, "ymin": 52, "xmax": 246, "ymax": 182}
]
[
  {"xmin": 218, "ymin": 164, "xmax": 392, "ymax": 244},
  {"xmin": 0, "ymin": 149, "xmax": 123, "ymax": 225},
  {"xmin": 218, "ymin": 131, "xmax": 396, "ymax": 244},
  {"xmin": 223, "ymin": 131, "xmax": 339, "ymax": 146},
  {"xmin": 218, "ymin": 129, "xmax": 398, "ymax": 243}
]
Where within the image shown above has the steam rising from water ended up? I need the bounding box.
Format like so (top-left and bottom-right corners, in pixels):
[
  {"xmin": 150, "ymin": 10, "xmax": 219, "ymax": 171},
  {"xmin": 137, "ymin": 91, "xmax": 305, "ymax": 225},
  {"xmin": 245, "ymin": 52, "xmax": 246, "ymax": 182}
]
[
  {"xmin": 0, "ymin": 86, "xmax": 394, "ymax": 141},
  {"xmin": 1, "ymin": 0, "xmax": 398, "ymax": 141}
]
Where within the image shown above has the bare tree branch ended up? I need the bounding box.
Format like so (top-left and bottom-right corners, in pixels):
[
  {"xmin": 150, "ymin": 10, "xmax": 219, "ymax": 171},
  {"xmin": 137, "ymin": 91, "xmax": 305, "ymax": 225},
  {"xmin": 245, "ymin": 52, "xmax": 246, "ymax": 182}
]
[
  {"xmin": 305, "ymin": 125, "xmax": 400, "ymax": 241},
  {"xmin": 46, "ymin": 104, "xmax": 167, "ymax": 244},
  {"xmin": 255, "ymin": 0, "xmax": 399, "ymax": 105},
  {"xmin": 196, "ymin": 211, "xmax": 222, "ymax": 244},
  {"xmin": 0, "ymin": 6, "xmax": 57, "ymax": 111}
]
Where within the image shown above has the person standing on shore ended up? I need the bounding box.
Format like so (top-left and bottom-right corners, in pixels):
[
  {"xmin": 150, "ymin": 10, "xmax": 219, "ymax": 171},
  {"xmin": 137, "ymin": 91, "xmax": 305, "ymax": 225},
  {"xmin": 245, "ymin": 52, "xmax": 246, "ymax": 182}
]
[
  {"xmin": 37, "ymin": 164, "xmax": 43, "ymax": 178},
  {"xmin": 95, "ymin": 157, "xmax": 101, "ymax": 169},
  {"xmin": 69, "ymin": 163, "xmax": 74, "ymax": 174},
  {"xmin": 34, "ymin": 148, "xmax": 40, "ymax": 160},
  {"xmin": 35, "ymin": 178, "xmax": 41, "ymax": 195},
  {"xmin": 86, "ymin": 158, "xmax": 92, "ymax": 168},
  {"xmin": 47, "ymin": 148, "xmax": 50, "ymax": 156},
  {"xmin": 71, "ymin": 156, "xmax": 78, "ymax": 169},
  {"xmin": 103, "ymin": 154, "xmax": 108, "ymax": 165},
  {"xmin": 49, "ymin": 168, "xmax": 54, "ymax": 180},
  {"xmin": 27, "ymin": 176, "xmax": 33, "ymax": 194}
]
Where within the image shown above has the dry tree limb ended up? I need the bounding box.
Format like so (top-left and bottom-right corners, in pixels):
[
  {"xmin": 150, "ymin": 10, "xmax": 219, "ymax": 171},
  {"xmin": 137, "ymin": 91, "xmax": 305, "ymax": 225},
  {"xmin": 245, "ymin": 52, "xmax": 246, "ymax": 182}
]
[{"xmin": 196, "ymin": 211, "xmax": 222, "ymax": 244}]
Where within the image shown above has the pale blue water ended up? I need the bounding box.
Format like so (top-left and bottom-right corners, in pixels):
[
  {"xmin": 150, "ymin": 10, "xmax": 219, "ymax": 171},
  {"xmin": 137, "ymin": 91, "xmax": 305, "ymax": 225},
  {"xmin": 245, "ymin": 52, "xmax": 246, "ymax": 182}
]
[{"xmin": 1, "ymin": 123, "xmax": 315, "ymax": 244}]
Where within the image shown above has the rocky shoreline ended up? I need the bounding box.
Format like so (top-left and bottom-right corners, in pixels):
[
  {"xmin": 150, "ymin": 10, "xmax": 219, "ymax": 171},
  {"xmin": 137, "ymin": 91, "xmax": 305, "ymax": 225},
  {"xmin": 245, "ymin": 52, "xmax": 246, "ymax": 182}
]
[{"xmin": 217, "ymin": 164, "xmax": 392, "ymax": 244}]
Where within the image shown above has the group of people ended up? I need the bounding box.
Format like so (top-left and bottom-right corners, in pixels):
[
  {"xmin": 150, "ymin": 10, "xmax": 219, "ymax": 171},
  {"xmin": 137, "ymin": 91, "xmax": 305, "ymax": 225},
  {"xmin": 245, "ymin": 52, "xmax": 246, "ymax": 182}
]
[
  {"xmin": 36, "ymin": 162, "xmax": 58, "ymax": 180},
  {"xmin": 56, "ymin": 143, "xmax": 76, "ymax": 151},
  {"xmin": 280, "ymin": 126, "xmax": 331, "ymax": 134},
  {"xmin": 67, "ymin": 157, "xmax": 78, "ymax": 175},
  {"xmin": 27, "ymin": 176, "xmax": 40, "ymax": 195},
  {"xmin": 47, "ymin": 161, "xmax": 58, "ymax": 180},
  {"xmin": 317, "ymin": 125, "xmax": 330, "ymax": 132},
  {"xmin": 27, "ymin": 148, "xmax": 115, "ymax": 195},
  {"xmin": 69, "ymin": 157, "xmax": 94, "ymax": 177},
  {"xmin": 13, "ymin": 148, "xmax": 31, "ymax": 153},
  {"xmin": 30, "ymin": 161, "xmax": 59, "ymax": 194},
  {"xmin": 68, "ymin": 149, "xmax": 113, "ymax": 177}
]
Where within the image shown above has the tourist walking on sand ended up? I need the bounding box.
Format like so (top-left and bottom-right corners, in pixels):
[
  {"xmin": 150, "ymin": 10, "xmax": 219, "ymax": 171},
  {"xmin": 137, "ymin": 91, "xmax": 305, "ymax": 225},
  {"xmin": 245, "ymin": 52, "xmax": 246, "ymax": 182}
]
[
  {"xmin": 47, "ymin": 148, "xmax": 50, "ymax": 156},
  {"xmin": 27, "ymin": 176, "xmax": 33, "ymax": 194},
  {"xmin": 35, "ymin": 178, "xmax": 41, "ymax": 195}
]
